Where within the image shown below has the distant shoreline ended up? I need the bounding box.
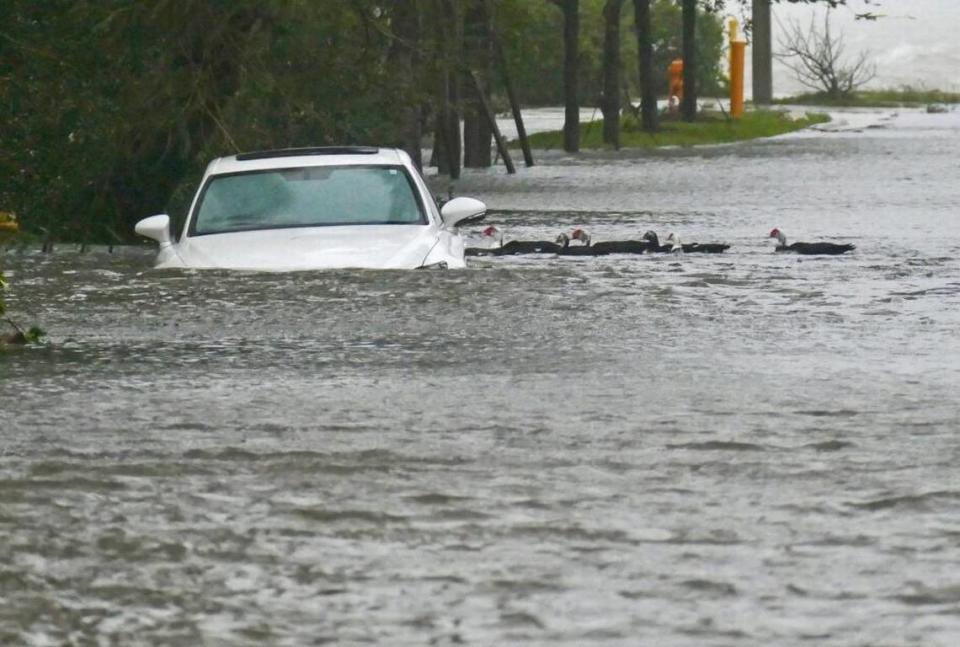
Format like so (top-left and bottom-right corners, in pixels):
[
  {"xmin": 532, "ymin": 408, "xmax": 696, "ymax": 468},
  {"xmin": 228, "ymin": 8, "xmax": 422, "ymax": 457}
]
[
  {"xmin": 772, "ymin": 87, "xmax": 960, "ymax": 108},
  {"xmin": 512, "ymin": 109, "xmax": 830, "ymax": 151}
]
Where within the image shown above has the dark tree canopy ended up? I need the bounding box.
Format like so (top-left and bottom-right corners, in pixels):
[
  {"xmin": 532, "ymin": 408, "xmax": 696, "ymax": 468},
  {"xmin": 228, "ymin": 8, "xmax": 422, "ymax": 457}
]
[{"xmin": 0, "ymin": 0, "xmax": 733, "ymax": 242}]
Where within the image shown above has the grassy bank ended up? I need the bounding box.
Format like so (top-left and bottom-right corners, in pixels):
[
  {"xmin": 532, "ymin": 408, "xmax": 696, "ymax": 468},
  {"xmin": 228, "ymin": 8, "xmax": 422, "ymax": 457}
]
[
  {"xmin": 518, "ymin": 109, "xmax": 829, "ymax": 150},
  {"xmin": 774, "ymin": 87, "xmax": 960, "ymax": 108}
]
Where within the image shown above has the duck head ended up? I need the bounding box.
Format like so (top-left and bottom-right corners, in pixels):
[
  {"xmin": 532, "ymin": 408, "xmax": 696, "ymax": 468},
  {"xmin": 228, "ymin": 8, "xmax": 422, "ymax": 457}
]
[
  {"xmin": 664, "ymin": 233, "xmax": 682, "ymax": 252},
  {"xmin": 483, "ymin": 225, "xmax": 503, "ymax": 248},
  {"xmin": 642, "ymin": 230, "xmax": 660, "ymax": 246},
  {"xmin": 571, "ymin": 228, "xmax": 591, "ymax": 246},
  {"xmin": 555, "ymin": 232, "xmax": 571, "ymax": 248},
  {"xmin": 769, "ymin": 228, "xmax": 786, "ymax": 245}
]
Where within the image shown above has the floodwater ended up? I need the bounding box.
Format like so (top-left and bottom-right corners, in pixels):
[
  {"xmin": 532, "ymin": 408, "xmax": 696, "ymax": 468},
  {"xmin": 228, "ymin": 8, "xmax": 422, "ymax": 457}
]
[{"xmin": 2, "ymin": 107, "xmax": 960, "ymax": 646}]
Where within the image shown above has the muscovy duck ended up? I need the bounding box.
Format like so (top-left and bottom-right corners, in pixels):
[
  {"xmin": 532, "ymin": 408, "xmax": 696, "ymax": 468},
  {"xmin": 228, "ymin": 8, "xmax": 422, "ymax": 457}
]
[
  {"xmin": 769, "ymin": 228, "xmax": 855, "ymax": 255},
  {"xmin": 555, "ymin": 230, "xmax": 597, "ymax": 256},
  {"xmin": 671, "ymin": 233, "xmax": 730, "ymax": 254},
  {"xmin": 644, "ymin": 230, "xmax": 729, "ymax": 254},
  {"xmin": 568, "ymin": 228, "xmax": 652, "ymax": 255},
  {"xmin": 465, "ymin": 225, "xmax": 562, "ymax": 256},
  {"xmin": 642, "ymin": 231, "xmax": 683, "ymax": 253}
]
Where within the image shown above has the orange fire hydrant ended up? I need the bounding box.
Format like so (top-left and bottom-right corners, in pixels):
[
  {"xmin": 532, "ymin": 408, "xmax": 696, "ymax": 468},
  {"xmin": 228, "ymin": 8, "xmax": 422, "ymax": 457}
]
[{"xmin": 668, "ymin": 58, "xmax": 684, "ymax": 112}]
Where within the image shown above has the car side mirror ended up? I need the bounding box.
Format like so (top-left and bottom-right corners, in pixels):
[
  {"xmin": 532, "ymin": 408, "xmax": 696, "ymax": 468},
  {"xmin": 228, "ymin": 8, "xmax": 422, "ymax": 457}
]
[
  {"xmin": 440, "ymin": 197, "xmax": 486, "ymax": 228},
  {"xmin": 135, "ymin": 214, "xmax": 172, "ymax": 246}
]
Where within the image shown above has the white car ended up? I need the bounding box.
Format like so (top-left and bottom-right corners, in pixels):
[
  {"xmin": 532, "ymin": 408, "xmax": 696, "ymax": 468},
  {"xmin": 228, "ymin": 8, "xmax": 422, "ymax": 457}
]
[{"xmin": 135, "ymin": 147, "xmax": 486, "ymax": 270}]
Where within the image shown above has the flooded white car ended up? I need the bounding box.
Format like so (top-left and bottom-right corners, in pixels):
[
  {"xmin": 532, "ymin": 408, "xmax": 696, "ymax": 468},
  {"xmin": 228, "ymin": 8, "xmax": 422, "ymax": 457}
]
[{"xmin": 135, "ymin": 147, "xmax": 485, "ymax": 270}]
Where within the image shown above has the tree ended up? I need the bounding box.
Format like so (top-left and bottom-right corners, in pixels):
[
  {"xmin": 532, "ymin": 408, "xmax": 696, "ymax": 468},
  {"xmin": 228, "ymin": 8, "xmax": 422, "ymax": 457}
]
[
  {"xmin": 391, "ymin": 1, "xmax": 426, "ymax": 170},
  {"xmin": 733, "ymin": 0, "xmax": 882, "ymax": 102},
  {"xmin": 778, "ymin": 12, "xmax": 876, "ymax": 98},
  {"xmin": 752, "ymin": 0, "xmax": 773, "ymax": 104},
  {"xmin": 496, "ymin": 0, "xmax": 727, "ymax": 109},
  {"xmin": 463, "ymin": 0, "xmax": 494, "ymax": 168},
  {"xmin": 549, "ymin": 0, "xmax": 581, "ymax": 152},
  {"xmin": 680, "ymin": 0, "xmax": 697, "ymax": 121},
  {"xmin": 633, "ymin": 0, "xmax": 658, "ymax": 132},
  {"xmin": 431, "ymin": 0, "xmax": 464, "ymax": 178},
  {"xmin": 601, "ymin": 0, "xmax": 625, "ymax": 146},
  {"xmin": 682, "ymin": 0, "xmax": 871, "ymax": 116},
  {"xmin": 2, "ymin": 1, "xmax": 432, "ymax": 242}
]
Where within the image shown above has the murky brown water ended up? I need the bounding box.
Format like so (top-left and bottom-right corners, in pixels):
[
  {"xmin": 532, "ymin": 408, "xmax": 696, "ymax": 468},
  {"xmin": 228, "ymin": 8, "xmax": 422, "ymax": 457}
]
[{"xmin": 2, "ymin": 108, "xmax": 960, "ymax": 645}]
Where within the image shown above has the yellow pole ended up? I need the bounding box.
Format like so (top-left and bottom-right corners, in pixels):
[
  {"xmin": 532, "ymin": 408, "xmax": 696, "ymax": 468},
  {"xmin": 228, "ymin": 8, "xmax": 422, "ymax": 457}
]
[
  {"xmin": 728, "ymin": 19, "xmax": 745, "ymax": 119},
  {"xmin": 731, "ymin": 41, "xmax": 745, "ymax": 118}
]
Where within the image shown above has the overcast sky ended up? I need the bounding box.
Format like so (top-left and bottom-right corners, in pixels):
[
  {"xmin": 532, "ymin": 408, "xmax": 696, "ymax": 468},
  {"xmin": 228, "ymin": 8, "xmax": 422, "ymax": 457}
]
[{"xmin": 740, "ymin": 0, "xmax": 960, "ymax": 96}]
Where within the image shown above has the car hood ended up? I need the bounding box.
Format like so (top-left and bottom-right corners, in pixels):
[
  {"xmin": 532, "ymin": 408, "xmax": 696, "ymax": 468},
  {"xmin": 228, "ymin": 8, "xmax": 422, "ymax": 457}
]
[{"xmin": 172, "ymin": 225, "xmax": 441, "ymax": 270}]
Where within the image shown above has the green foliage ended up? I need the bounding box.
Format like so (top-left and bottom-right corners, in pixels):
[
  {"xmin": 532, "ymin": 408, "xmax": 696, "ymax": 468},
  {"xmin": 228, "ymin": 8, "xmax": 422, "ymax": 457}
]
[
  {"xmin": 0, "ymin": 268, "xmax": 46, "ymax": 345},
  {"xmin": 645, "ymin": 0, "xmax": 728, "ymax": 97},
  {"xmin": 0, "ymin": 212, "xmax": 43, "ymax": 346},
  {"xmin": 0, "ymin": 322, "xmax": 47, "ymax": 347},
  {"xmin": 23, "ymin": 326, "xmax": 46, "ymax": 344},
  {"xmin": 498, "ymin": 0, "xmax": 728, "ymax": 106},
  {"xmin": 2, "ymin": 1, "xmax": 426, "ymax": 243},
  {"xmin": 520, "ymin": 109, "xmax": 830, "ymax": 149},
  {"xmin": 495, "ymin": 1, "xmax": 565, "ymax": 106}
]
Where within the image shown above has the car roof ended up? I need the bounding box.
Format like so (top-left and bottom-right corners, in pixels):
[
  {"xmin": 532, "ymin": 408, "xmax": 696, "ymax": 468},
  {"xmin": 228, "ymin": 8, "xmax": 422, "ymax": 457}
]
[{"xmin": 207, "ymin": 146, "xmax": 407, "ymax": 175}]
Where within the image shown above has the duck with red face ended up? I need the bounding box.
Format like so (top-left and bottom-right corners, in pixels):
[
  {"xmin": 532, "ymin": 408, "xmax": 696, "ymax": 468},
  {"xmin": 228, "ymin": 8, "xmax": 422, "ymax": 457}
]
[
  {"xmin": 561, "ymin": 228, "xmax": 652, "ymax": 255},
  {"xmin": 769, "ymin": 228, "xmax": 855, "ymax": 255},
  {"xmin": 553, "ymin": 228, "xmax": 599, "ymax": 256},
  {"xmin": 464, "ymin": 225, "xmax": 563, "ymax": 256},
  {"xmin": 642, "ymin": 230, "xmax": 729, "ymax": 254}
]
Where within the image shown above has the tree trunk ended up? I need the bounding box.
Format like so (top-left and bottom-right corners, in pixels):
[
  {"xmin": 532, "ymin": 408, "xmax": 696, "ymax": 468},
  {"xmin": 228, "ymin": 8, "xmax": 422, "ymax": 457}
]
[
  {"xmin": 392, "ymin": 2, "xmax": 424, "ymax": 170},
  {"xmin": 633, "ymin": 0, "xmax": 657, "ymax": 132},
  {"xmin": 449, "ymin": 1, "xmax": 463, "ymax": 178},
  {"xmin": 560, "ymin": 0, "xmax": 579, "ymax": 153},
  {"xmin": 681, "ymin": 0, "xmax": 697, "ymax": 121},
  {"xmin": 435, "ymin": 0, "xmax": 462, "ymax": 178},
  {"xmin": 434, "ymin": 81, "xmax": 451, "ymax": 175},
  {"xmin": 469, "ymin": 70, "xmax": 515, "ymax": 174},
  {"xmin": 464, "ymin": 0, "xmax": 493, "ymax": 167},
  {"xmin": 493, "ymin": 35, "xmax": 535, "ymax": 167},
  {"xmin": 752, "ymin": 0, "xmax": 773, "ymax": 104},
  {"xmin": 463, "ymin": 112, "xmax": 481, "ymax": 168},
  {"xmin": 462, "ymin": 2, "xmax": 480, "ymax": 168},
  {"xmin": 601, "ymin": 0, "xmax": 623, "ymax": 148}
]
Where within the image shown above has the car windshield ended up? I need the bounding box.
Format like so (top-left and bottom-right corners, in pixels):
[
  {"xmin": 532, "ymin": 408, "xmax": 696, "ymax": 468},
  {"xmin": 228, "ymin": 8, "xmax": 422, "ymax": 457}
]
[{"xmin": 191, "ymin": 165, "xmax": 426, "ymax": 235}]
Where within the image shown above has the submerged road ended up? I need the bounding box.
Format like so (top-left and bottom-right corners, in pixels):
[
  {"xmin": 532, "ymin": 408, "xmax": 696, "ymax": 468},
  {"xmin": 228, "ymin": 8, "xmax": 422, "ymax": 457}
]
[{"xmin": 2, "ymin": 107, "xmax": 960, "ymax": 645}]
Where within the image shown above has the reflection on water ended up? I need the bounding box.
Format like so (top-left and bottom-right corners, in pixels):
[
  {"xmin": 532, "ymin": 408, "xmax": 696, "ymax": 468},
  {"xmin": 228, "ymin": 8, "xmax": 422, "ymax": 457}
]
[{"xmin": 2, "ymin": 108, "xmax": 960, "ymax": 645}]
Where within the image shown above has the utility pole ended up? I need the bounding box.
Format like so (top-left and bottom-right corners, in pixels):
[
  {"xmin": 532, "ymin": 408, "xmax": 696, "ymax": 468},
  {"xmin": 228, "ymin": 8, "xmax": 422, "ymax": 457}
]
[{"xmin": 752, "ymin": 0, "xmax": 773, "ymax": 104}]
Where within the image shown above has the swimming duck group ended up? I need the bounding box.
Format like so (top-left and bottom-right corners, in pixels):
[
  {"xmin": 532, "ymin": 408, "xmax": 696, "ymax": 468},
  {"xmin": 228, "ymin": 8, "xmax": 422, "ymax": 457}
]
[{"xmin": 466, "ymin": 226, "xmax": 855, "ymax": 257}]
